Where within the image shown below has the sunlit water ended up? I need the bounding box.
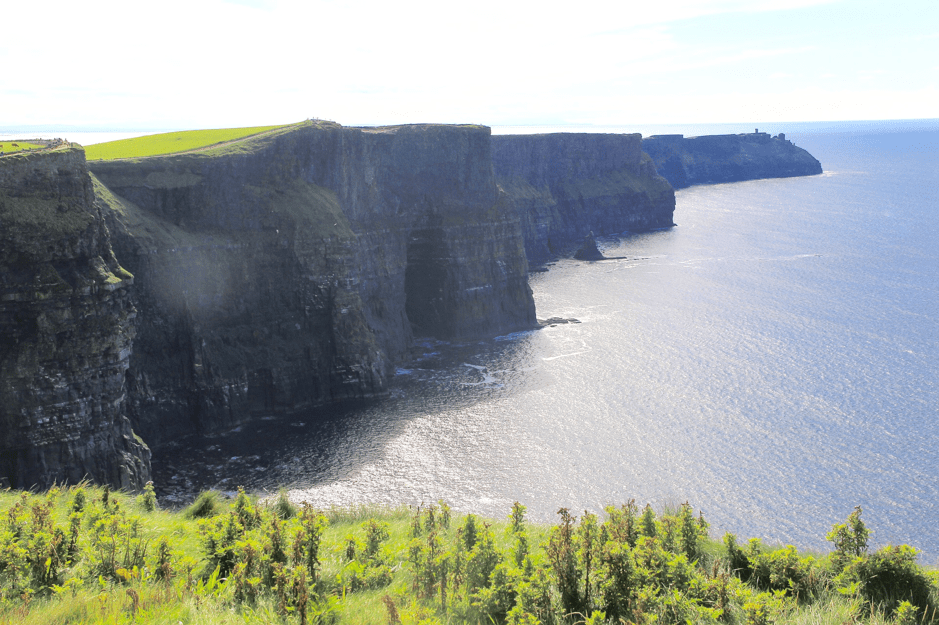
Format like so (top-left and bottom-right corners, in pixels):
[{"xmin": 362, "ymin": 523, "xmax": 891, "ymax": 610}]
[{"xmin": 145, "ymin": 122, "xmax": 939, "ymax": 560}]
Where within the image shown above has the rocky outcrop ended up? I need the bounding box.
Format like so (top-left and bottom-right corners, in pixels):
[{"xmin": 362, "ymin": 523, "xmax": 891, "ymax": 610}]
[
  {"xmin": 573, "ymin": 233, "xmax": 605, "ymax": 261},
  {"xmin": 492, "ymin": 133, "xmax": 675, "ymax": 264},
  {"xmin": 0, "ymin": 148, "xmax": 151, "ymax": 490},
  {"xmin": 642, "ymin": 131, "xmax": 822, "ymax": 189},
  {"xmin": 89, "ymin": 122, "xmax": 536, "ymax": 447}
]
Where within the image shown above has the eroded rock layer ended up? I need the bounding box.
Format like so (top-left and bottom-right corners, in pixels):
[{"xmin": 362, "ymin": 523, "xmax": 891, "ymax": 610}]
[
  {"xmin": 491, "ymin": 133, "xmax": 676, "ymax": 264},
  {"xmin": 0, "ymin": 148, "xmax": 151, "ymax": 490}
]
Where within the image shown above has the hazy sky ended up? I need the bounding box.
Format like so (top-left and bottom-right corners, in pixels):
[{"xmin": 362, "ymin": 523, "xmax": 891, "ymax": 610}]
[{"xmin": 3, "ymin": 0, "xmax": 936, "ymax": 129}]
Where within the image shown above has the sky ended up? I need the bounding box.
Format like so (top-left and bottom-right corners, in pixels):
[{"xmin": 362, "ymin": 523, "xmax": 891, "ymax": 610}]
[{"xmin": 2, "ymin": 0, "xmax": 937, "ymax": 130}]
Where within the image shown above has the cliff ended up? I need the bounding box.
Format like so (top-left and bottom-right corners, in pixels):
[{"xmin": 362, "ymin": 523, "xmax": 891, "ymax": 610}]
[
  {"xmin": 0, "ymin": 148, "xmax": 151, "ymax": 490},
  {"xmin": 88, "ymin": 122, "xmax": 535, "ymax": 447},
  {"xmin": 642, "ymin": 131, "xmax": 822, "ymax": 189},
  {"xmin": 1, "ymin": 123, "xmax": 683, "ymax": 489},
  {"xmin": 491, "ymin": 133, "xmax": 675, "ymax": 264}
]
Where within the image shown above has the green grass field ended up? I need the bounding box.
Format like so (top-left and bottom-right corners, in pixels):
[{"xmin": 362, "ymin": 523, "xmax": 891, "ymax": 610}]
[
  {"xmin": 83, "ymin": 125, "xmax": 293, "ymax": 161},
  {"xmin": 0, "ymin": 485, "xmax": 934, "ymax": 625},
  {"xmin": 0, "ymin": 141, "xmax": 45, "ymax": 154}
]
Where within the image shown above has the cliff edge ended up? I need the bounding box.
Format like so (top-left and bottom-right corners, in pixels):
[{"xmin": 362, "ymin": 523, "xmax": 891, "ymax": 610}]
[
  {"xmin": 0, "ymin": 148, "xmax": 151, "ymax": 490},
  {"xmin": 642, "ymin": 131, "xmax": 822, "ymax": 189}
]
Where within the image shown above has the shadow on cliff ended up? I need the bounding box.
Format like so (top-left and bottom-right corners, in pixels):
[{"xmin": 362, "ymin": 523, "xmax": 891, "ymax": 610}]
[{"xmin": 151, "ymin": 330, "xmax": 542, "ymax": 505}]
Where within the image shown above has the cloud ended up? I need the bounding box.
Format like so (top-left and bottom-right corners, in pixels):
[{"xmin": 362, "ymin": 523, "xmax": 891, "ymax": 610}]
[{"xmin": 1, "ymin": 0, "xmax": 930, "ymax": 127}]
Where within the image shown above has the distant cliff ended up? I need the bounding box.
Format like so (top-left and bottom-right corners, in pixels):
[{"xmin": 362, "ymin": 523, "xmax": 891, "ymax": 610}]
[
  {"xmin": 492, "ymin": 133, "xmax": 675, "ymax": 264},
  {"xmin": 89, "ymin": 122, "xmax": 535, "ymax": 447},
  {"xmin": 642, "ymin": 131, "xmax": 822, "ymax": 189},
  {"xmin": 0, "ymin": 148, "xmax": 151, "ymax": 489}
]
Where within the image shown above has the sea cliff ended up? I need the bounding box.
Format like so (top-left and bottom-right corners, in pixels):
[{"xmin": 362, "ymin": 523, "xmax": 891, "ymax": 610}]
[
  {"xmin": 0, "ymin": 148, "xmax": 151, "ymax": 489},
  {"xmin": 642, "ymin": 131, "xmax": 822, "ymax": 189},
  {"xmin": 88, "ymin": 122, "xmax": 536, "ymax": 448},
  {"xmin": 1, "ymin": 121, "xmax": 687, "ymax": 489},
  {"xmin": 492, "ymin": 133, "xmax": 675, "ymax": 264}
]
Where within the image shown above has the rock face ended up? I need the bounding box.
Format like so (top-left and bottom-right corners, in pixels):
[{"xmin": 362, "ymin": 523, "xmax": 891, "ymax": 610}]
[
  {"xmin": 642, "ymin": 131, "xmax": 822, "ymax": 189},
  {"xmin": 1, "ymin": 122, "xmax": 687, "ymax": 488},
  {"xmin": 88, "ymin": 122, "xmax": 536, "ymax": 446},
  {"xmin": 0, "ymin": 148, "xmax": 151, "ymax": 490},
  {"xmin": 491, "ymin": 133, "xmax": 675, "ymax": 264}
]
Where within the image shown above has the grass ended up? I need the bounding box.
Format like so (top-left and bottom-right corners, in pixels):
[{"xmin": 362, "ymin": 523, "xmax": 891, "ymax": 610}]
[
  {"xmin": 83, "ymin": 124, "xmax": 294, "ymax": 161},
  {"xmin": 0, "ymin": 141, "xmax": 44, "ymax": 154},
  {"xmin": 0, "ymin": 487, "xmax": 935, "ymax": 625}
]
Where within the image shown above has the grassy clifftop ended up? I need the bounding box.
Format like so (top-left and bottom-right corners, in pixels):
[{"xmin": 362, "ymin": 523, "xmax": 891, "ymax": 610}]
[
  {"xmin": 0, "ymin": 485, "xmax": 934, "ymax": 625},
  {"xmin": 83, "ymin": 123, "xmax": 306, "ymax": 161}
]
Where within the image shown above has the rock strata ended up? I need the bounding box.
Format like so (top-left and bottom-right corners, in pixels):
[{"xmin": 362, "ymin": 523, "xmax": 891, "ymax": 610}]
[
  {"xmin": 492, "ymin": 133, "xmax": 675, "ymax": 265},
  {"xmin": 0, "ymin": 148, "xmax": 151, "ymax": 490},
  {"xmin": 642, "ymin": 131, "xmax": 822, "ymax": 189},
  {"xmin": 89, "ymin": 122, "xmax": 536, "ymax": 446},
  {"xmin": 1, "ymin": 122, "xmax": 693, "ymax": 489}
]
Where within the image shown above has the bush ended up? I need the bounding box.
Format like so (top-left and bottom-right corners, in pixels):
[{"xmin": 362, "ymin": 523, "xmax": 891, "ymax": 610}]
[
  {"xmin": 747, "ymin": 545, "xmax": 820, "ymax": 600},
  {"xmin": 184, "ymin": 490, "xmax": 222, "ymax": 519},
  {"xmin": 136, "ymin": 481, "xmax": 158, "ymax": 512},
  {"xmin": 838, "ymin": 544, "xmax": 937, "ymax": 618},
  {"xmin": 827, "ymin": 506, "xmax": 869, "ymax": 570},
  {"xmin": 272, "ymin": 488, "xmax": 297, "ymax": 520}
]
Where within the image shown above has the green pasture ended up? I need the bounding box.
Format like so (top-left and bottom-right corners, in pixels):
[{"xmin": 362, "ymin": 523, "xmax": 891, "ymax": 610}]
[
  {"xmin": 83, "ymin": 124, "xmax": 292, "ymax": 161},
  {"xmin": 0, "ymin": 141, "xmax": 44, "ymax": 154}
]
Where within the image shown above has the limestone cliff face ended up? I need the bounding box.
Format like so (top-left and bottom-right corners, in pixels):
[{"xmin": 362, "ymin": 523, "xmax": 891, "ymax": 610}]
[
  {"xmin": 491, "ymin": 133, "xmax": 675, "ymax": 264},
  {"xmin": 89, "ymin": 122, "xmax": 535, "ymax": 446},
  {"xmin": 2, "ymin": 124, "xmax": 681, "ymax": 485},
  {"xmin": 0, "ymin": 149, "xmax": 151, "ymax": 490},
  {"xmin": 642, "ymin": 132, "xmax": 822, "ymax": 189}
]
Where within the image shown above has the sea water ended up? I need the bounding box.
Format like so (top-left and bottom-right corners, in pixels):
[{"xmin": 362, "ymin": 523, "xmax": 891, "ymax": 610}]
[{"xmin": 142, "ymin": 120, "xmax": 939, "ymax": 560}]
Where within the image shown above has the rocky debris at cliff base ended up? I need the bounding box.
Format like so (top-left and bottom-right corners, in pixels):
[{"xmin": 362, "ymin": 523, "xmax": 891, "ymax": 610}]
[{"xmin": 538, "ymin": 317, "xmax": 582, "ymax": 327}]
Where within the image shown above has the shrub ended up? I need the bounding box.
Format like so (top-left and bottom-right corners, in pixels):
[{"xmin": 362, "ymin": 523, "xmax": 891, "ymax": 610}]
[
  {"xmin": 641, "ymin": 504, "xmax": 657, "ymax": 538},
  {"xmin": 838, "ymin": 544, "xmax": 937, "ymax": 618},
  {"xmin": 747, "ymin": 545, "xmax": 820, "ymax": 600},
  {"xmin": 184, "ymin": 491, "xmax": 222, "ymax": 519},
  {"xmin": 827, "ymin": 506, "xmax": 869, "ymax": 570},
  {"xmin": 547, "ymin": 508, "xmax": 581, "ymax": 615},
  {"xmin": 724, "ymin": 532, "xmax": 751, "ymax": 579},
  {"xmin": 605, "ymin": 500, "xmax": 640, "ymax": 548},
  {"xmin": 272, "ymin": 487, "xmax": 297, "ymax": 520},
  {"xmin": 136, "ymin": 481, "xmax": 158, "ymax": 512}
]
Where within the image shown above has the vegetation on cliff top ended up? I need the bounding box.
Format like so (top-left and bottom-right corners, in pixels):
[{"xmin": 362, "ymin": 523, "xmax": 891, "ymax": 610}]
[
  {"xmin": 83, "ymin": 124, "xmax": 296, "ymax": 161},
  {"xmin": 0, "ymin": 141, "xmax": 45, "ymax": 154},
  {"xmin": 1, "ymin": 485, "xmax": 935, "ymax": 625}
]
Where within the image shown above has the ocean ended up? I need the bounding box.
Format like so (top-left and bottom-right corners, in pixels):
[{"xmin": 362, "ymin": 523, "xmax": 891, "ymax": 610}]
[{"xmin": 66, "ymin": 119, "xmax": 938, "ymax": 561}]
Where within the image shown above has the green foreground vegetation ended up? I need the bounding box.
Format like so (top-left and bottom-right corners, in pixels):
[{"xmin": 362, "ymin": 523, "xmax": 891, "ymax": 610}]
[
  {"xmin": 0, "ymin": 485, "xmax": 936, "ymax": 625},
  {"xmin": 83, "ymin": 125, "xmax": 291, "ymax": 161}
]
